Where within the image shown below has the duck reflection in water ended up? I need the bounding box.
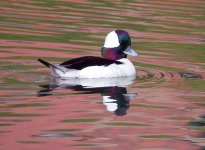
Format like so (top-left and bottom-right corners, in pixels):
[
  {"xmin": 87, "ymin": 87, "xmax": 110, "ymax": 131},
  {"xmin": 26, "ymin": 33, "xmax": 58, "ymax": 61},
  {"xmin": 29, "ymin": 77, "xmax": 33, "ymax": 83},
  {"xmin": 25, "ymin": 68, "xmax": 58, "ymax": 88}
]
[{"xmin": 38, "ymin": 76, "xmax": 137, "ymax": 116}]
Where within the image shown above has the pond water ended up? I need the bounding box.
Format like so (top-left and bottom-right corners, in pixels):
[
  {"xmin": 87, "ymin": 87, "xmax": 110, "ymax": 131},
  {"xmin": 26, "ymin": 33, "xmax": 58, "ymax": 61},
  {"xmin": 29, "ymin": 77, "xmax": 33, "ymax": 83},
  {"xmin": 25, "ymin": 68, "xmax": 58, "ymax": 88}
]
[{"xmin": 0, "ymin": 0, "xmax": 205, "ymax": 150}]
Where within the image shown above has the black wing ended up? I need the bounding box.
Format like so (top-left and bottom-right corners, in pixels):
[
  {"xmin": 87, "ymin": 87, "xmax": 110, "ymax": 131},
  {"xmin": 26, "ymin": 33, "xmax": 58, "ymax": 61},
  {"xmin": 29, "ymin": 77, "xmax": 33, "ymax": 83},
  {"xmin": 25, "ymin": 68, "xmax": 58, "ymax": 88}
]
[{"xmin": 60, "ymin": 56, "xmax": 123, "ymax": 70}]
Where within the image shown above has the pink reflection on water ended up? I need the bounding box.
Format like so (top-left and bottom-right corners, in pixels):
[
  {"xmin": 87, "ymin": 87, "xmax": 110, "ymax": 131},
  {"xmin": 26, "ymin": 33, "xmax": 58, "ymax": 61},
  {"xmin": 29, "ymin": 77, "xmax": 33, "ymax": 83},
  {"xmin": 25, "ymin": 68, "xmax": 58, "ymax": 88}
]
[
  {"xmin": 0, "ymin": 0, "xmax": 204, "ymax": 149},
  {"xmin": 0, "ymin": 83, "xmax": 203, "ymax": 150}
]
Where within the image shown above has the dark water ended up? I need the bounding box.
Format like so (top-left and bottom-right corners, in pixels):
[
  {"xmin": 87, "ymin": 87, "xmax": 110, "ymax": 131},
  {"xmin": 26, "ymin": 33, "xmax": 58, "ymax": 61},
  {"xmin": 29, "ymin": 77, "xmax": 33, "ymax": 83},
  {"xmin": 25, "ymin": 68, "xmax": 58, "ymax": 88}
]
[{"xmin": 0, "ymin": 0, "xmax": 205, "ymax": 150}]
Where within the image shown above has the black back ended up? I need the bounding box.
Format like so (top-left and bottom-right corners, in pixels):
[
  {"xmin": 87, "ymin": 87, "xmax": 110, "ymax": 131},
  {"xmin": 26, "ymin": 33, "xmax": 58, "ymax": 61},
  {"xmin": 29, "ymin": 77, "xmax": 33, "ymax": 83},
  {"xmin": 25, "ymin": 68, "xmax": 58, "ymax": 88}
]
[{"xmin": 60, "ymin": 56, "xmax": 123, "ymax": 70}]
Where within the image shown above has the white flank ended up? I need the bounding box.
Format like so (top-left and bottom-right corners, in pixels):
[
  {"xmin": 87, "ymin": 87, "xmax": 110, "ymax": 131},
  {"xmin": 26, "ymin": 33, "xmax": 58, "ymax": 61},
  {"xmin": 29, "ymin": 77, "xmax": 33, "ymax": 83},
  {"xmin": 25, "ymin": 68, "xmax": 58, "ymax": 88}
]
[{"xmin": 51, "ymin": 58, "xmax": 136, "ymax": 78}]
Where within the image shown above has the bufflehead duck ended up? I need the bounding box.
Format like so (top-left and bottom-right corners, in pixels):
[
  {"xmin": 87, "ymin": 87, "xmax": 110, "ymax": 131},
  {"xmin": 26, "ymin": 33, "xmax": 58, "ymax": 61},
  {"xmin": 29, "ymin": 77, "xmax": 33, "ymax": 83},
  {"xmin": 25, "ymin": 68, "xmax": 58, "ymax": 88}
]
[{"xmin": 38, "ymin": 30, "xmax": 138, "ymax": 78}]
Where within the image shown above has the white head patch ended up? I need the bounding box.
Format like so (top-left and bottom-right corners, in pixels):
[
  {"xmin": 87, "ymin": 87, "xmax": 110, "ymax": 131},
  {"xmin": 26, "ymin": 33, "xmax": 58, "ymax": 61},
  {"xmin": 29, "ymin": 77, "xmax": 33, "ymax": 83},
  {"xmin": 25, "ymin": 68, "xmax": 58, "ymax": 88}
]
[{"xmin": 103, "ymin": 31, "xmax": 120, "ymax": 48}]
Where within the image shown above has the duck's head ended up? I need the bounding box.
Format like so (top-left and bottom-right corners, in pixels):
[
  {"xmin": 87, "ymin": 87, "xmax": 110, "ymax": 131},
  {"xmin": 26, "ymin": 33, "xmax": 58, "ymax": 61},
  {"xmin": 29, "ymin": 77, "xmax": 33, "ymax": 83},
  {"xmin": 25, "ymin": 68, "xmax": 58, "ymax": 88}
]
[{"xmin": 101, "ymin": 30, "xmax": 138, "ymax": 60}]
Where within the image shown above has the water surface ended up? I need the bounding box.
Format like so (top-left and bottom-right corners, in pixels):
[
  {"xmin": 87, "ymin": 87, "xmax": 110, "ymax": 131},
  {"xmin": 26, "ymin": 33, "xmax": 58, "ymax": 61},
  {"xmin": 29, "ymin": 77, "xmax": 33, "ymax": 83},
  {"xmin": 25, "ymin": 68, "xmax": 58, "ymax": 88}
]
[{"xmin": 0, "ymin": 0, "xmax": 205, "ymax": 150}]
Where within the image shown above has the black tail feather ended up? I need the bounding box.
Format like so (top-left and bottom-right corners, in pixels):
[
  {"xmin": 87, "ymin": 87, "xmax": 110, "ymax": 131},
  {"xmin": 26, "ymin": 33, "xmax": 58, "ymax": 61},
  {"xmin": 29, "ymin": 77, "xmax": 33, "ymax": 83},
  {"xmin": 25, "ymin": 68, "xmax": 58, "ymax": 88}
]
[
  {"xmin": 38, "ymin": 59, "xmax": 65, "ymax": 73},
  {"xmin": 38, "ymin": 59, "xmax": 51, "ymax": 68}
]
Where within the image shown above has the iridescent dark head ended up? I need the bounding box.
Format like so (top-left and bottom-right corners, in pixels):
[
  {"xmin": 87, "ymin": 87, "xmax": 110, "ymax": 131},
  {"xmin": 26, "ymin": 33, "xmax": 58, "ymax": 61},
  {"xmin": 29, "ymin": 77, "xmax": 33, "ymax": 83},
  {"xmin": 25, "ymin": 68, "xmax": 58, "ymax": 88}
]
[{"xmin": 101, "ymin": 30, "xmax": 138, "ymax": 60}]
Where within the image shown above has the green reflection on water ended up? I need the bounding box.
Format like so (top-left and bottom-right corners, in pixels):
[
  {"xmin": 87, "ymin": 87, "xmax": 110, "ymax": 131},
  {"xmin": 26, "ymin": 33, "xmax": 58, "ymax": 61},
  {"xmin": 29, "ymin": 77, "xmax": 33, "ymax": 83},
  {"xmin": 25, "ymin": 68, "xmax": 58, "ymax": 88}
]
[
  {"xmin": 18, "ymin": 141, "xmax": 45, "ymax": 144},
  {"xmin": 134, "ymin": 62, "xmax": 184, "ymax": 72},
  {"xmin": 0, "ymin": 112, "xmax": 47, "ymax": 117},
  {"xmin": 136, "ymin": 42, "xmax": 205, "ymax": 63},
  {"xmin": 167, "ymin": 115, "xmax": 193, "ymax": 120},
  {"xmin": 191, "ymin": 127, "xmax": 205, "ymax": 132},
  {"xmin": 107, "ymin": 122, "xmax": 149, "ymax": 126},
  {"xmin": 186, "ymin": 79, "xmax": 205, "ymax": 92},
  {"xmin": 131, "ymin": 103, "xmax": 170, "ymax": 109},
  {"xmin": 3, "ymin": 78, "xmax": 34, "ymax": 85},
  {"xmin": 71, "ymin": 143, "xmax": 98, "ymax": 147},
  {"xmin": 138, "ymin": 134, "xmax": 177, "ymax": 139},
  {"xmin": 46, "ymin": 129, "xmax": 79, "ymax": 132},
  {"xmin": 1, "ymin": 65, "xmax": 41, "ymax": 70},
  {"xmin": 0, "ymin": 32, "xmax": 92, "ymax": 44},
  {"xmin": 62, "ymin": 118, "xmax": 100, "ymax": 123},
  {"xmin": 0, "ymin": 123, "xmax": 15, "ymax": 126},
  {"xmin": 2, "ymin": 103, "xmax": 49, "ymax": 108}
]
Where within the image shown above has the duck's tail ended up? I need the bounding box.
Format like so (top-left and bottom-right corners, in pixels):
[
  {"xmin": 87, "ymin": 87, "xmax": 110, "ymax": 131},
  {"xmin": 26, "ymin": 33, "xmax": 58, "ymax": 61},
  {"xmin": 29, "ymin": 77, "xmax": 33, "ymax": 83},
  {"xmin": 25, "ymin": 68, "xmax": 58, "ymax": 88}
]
[
  {"xmin": 38, "ymin": 59, "xmax": 66, "ymax": 75},
  {"xmin": 38, "ymin": 59, "xmax": 52, "ymax": 68}
]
